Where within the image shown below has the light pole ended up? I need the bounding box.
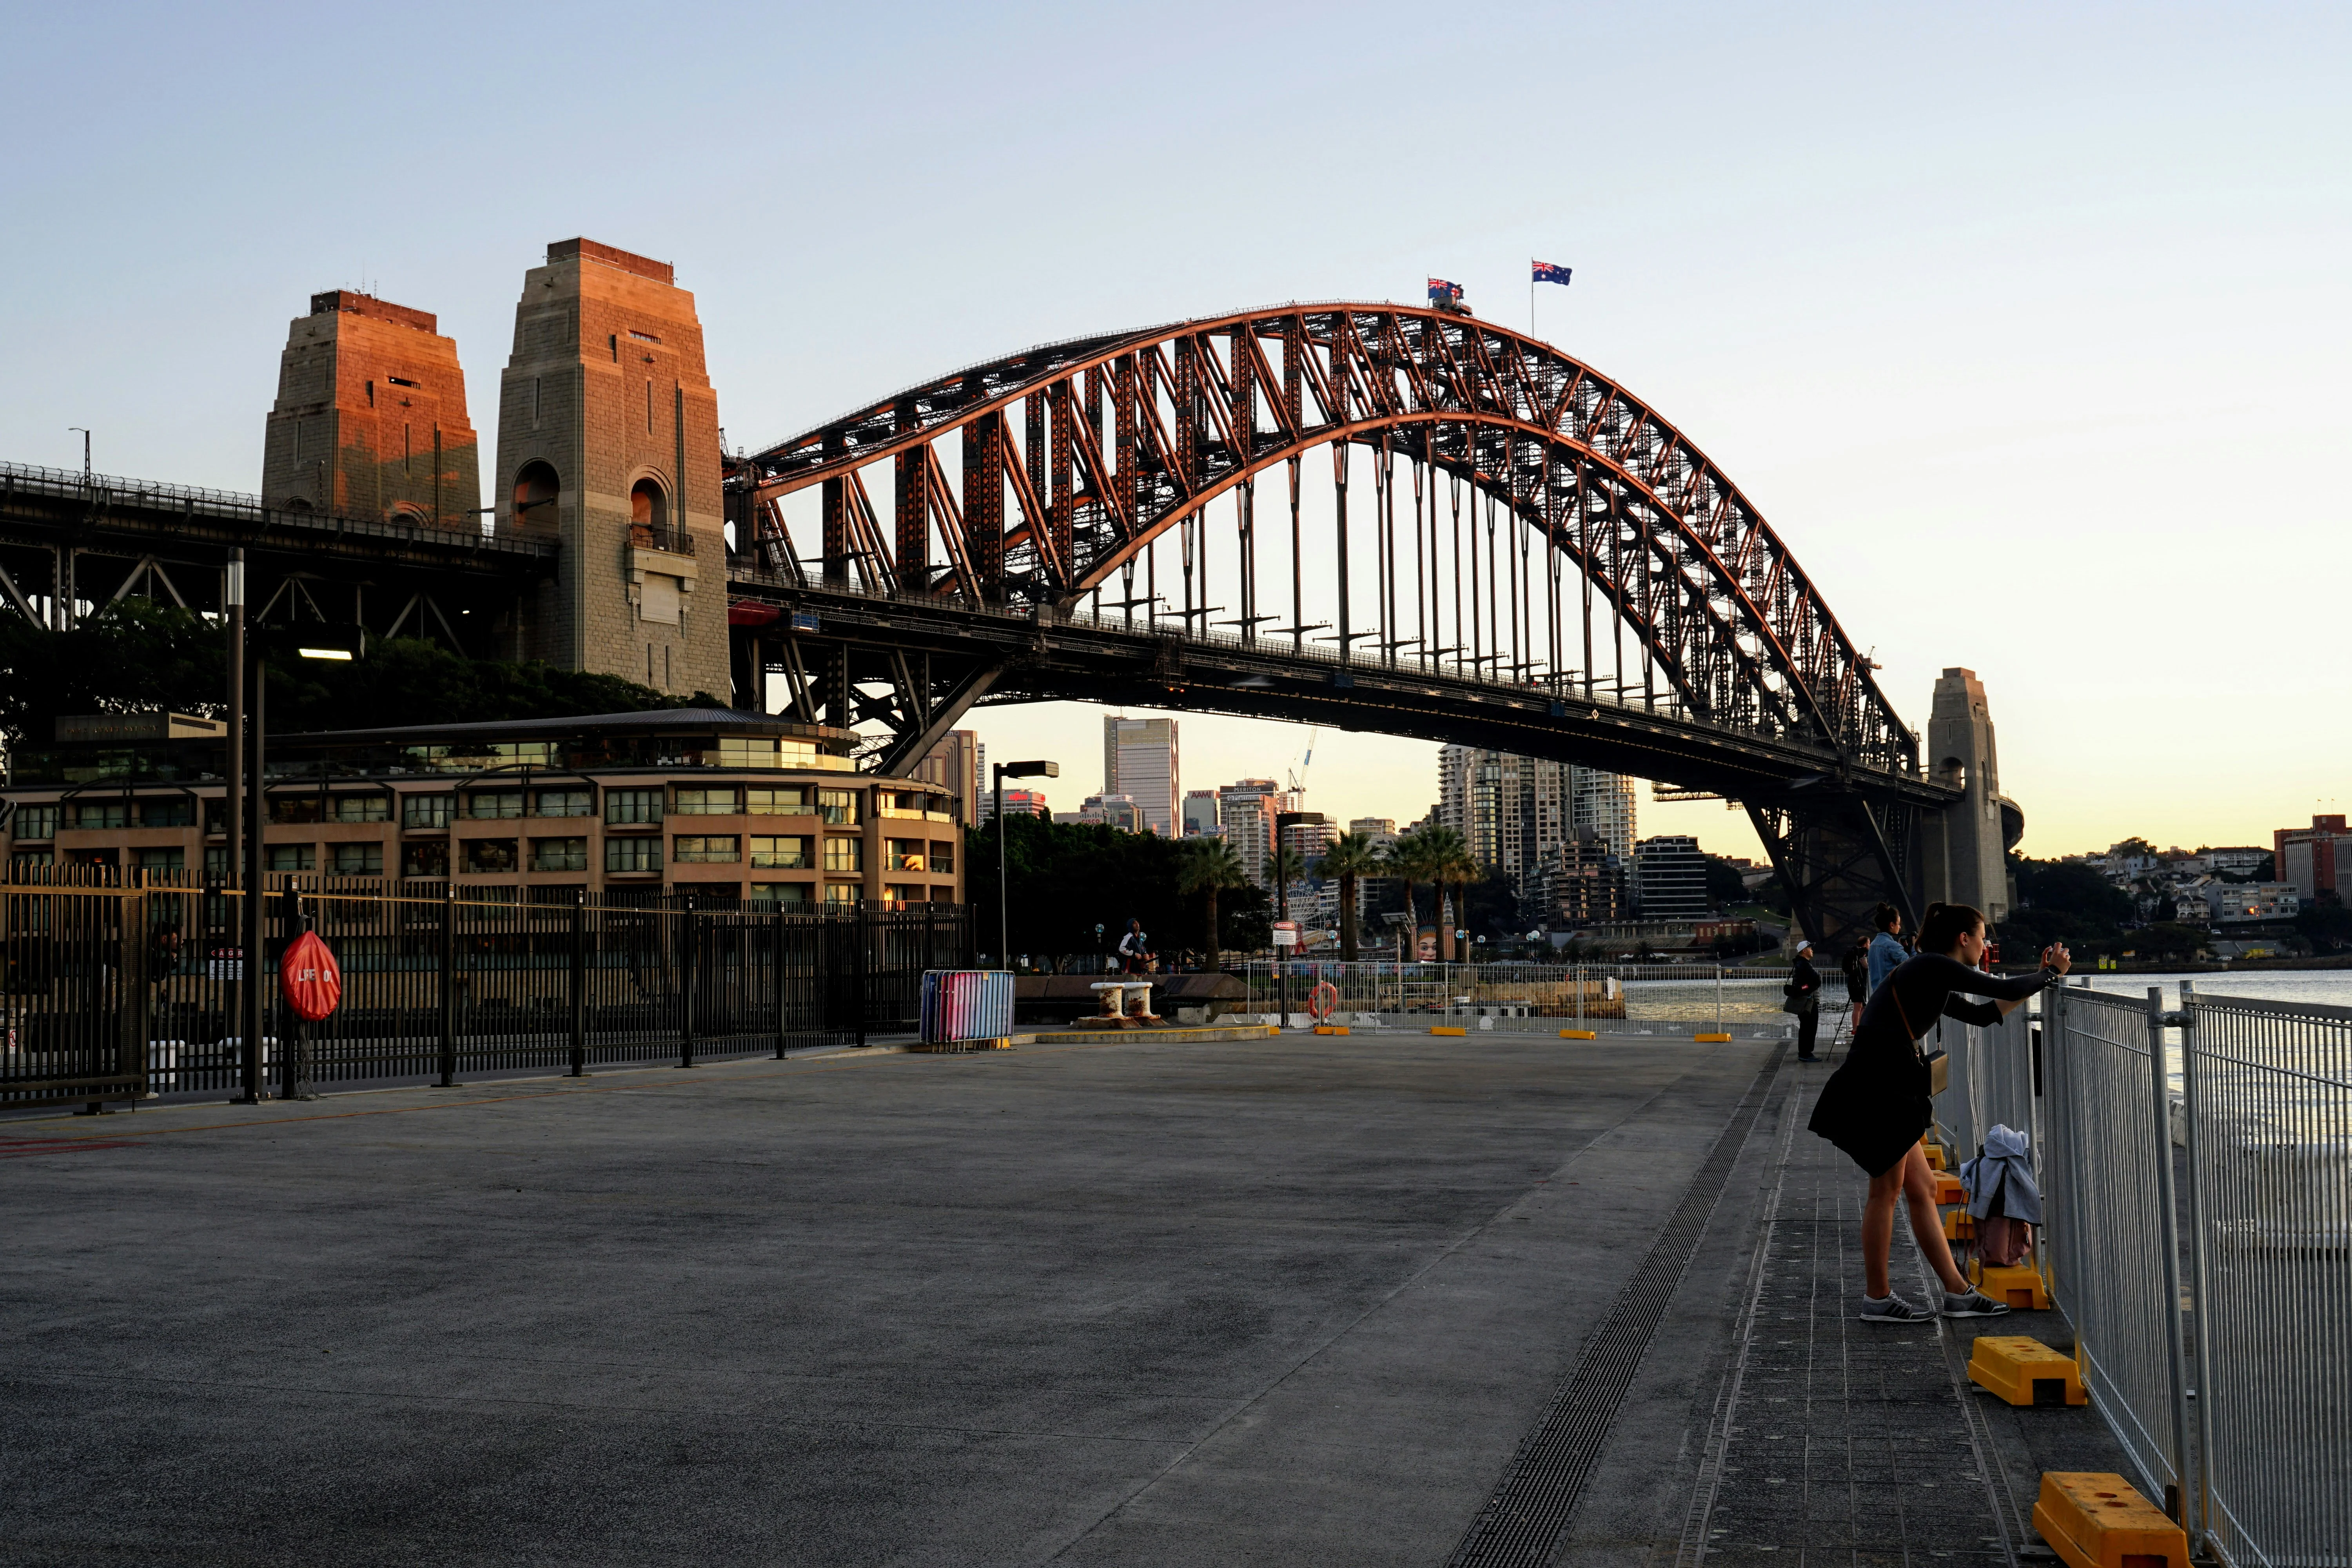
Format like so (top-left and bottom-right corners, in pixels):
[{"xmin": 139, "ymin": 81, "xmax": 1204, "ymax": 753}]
[
  {"xmin": 67, "ymin": 427, "xmax": 90, "ymax": 484},
  {"xmin": 992, "ymin": 760, "xmax": 1058, "ymax": 967},
  {"xmin": 1274, "ymin": 810, "xmax": 1308, "ymax": 1027}
]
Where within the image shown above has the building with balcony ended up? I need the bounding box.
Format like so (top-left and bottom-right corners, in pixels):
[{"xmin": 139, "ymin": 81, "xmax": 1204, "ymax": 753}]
[{"xmin": 2, "ymin": 707, "xmax": 964, "ymax": 909}]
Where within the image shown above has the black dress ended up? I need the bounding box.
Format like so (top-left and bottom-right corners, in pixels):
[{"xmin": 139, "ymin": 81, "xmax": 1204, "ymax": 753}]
[{"xmin": 1806, "ymin": 953, "xmax": 2054, "ymax": 1176}]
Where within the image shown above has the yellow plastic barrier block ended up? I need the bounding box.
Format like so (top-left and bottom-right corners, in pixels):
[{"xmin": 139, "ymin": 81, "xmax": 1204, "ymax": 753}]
[
  {"xmin": 2030, "ymin": 1473, "xmax": 2188, "ymax": 1568},
  {"xmin": 1968, "ymin": 1336, "xmax": 2087, "ymax": 1407},
  {"xmin": 1559, "ymin": 1029, "xmax": 1597, "ymax": 1039},
  {"xmin": 1430, "ymin": 1026, "xmax": 1467, "ymax": 1037},
  {"xmin": 1312, "ymin": 1025, "xmax": 1349, "ymax": 1036},
  {"xmin": 1933, "ymin": 1171, "xmax": 1966, "ymax": 1205},
  {"xmin": 1694, "ymin": 1032, "xmax": 1733, "ymax": 1042},
  {"xmin": 1923, "ymin": 1143, "xmax": 1948, "ymax": 1170},
  {"xmin": 1943, "ymin": 1209, "xmax": 1976, "ymax": 1241},
  {"xmin": 1970, "ymin": 1259, "xmax": 2052, "ymax": 1310}
]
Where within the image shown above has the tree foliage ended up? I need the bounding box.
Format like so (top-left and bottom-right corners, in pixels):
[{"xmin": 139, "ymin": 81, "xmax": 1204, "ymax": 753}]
[{"xmin": 965, "ymin": 815, "xmax": 1268, "ymax": 960}]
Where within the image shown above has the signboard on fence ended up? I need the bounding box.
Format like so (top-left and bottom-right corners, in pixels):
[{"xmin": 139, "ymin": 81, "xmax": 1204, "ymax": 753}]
[{"xmin": 1272, "ymin": 921, "xmax": 1299, "ymax": 949}]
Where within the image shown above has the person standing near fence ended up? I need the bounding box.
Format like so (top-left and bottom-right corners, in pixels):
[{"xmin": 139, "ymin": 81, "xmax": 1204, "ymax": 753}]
[
  {"xmin": 1807, "ymin": 901, "xmax": 2070, "ymax": 1323},
  {"xmin": 1865, "ymin": 902, "xmax": 1909, "ymax": 995},
  {"xmin": 1786, "ymin": 939, "xmax": 1822, "ymax": 1061}
]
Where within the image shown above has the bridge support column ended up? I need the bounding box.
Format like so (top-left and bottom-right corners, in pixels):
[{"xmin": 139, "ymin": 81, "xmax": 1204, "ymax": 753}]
[{"xmin": 1918, "ymin": 667, "xmax": 2014, "ymax": 924}]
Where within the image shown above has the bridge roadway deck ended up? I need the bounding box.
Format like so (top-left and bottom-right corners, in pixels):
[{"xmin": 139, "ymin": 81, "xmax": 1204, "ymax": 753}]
[{"xmin": 0, "ymin": 1032, "xmax": 2122, "ymax": 1565}]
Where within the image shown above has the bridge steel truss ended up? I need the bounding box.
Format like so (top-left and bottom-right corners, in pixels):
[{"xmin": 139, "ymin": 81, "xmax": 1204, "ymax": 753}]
[
  {"xmin": 726, "ymin": 303, "xmax": 1956, "ymax": 946},
  {"xmin": 0, "ymin": 461, "xmax": 556, "ymax": 656}
]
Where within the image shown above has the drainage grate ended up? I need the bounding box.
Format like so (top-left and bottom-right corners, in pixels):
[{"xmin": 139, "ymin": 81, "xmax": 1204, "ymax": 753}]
[{"xmin": 1445, "ymin": 1044, "xmax": 1789, "ymax": 1568}]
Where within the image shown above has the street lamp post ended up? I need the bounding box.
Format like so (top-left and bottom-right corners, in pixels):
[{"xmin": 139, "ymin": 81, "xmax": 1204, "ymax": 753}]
[
  {"xmin": 991, "ymin": 760, "xmax": 1058, "ymax": 967},
  {"xmin": 1274, "ymin": 811, "xmax": 1307, "ymax": 1029}
]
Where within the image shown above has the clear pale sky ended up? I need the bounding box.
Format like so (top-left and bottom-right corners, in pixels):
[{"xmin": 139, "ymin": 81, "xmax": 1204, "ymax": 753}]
[{"xmin": 5, "ymin": 3, "xmax": 2344, "ymax": 859}]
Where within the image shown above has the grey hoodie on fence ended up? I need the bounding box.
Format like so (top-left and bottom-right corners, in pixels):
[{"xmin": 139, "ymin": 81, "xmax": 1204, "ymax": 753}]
[{"xmin": 1960, "ymin": 1123, "xmax": 2042, "ymax": 1226}]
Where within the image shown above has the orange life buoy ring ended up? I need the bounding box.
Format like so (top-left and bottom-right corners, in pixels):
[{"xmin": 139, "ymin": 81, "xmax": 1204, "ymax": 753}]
[{"xmin": 1308, "ymin": 980, "xmax": 1340, "ymax": 1022}]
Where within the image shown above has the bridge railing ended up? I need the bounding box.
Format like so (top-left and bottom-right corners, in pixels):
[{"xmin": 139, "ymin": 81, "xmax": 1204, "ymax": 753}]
[{"xmin": 0, "ymin": 459, "xmax": 552, "ymax": 557}]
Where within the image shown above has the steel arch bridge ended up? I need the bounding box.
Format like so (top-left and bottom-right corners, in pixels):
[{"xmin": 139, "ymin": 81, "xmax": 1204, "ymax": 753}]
[{"xmin": 722, "ymin": 302, "xmax": 1975, "ymax": 945}]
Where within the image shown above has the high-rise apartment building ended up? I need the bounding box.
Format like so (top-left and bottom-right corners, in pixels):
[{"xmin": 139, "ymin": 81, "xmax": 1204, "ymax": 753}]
[
  {"xmin": 1102, "ymin": 716, "xmax": 1179, "ymax": 836},
  {"xmin": 1348, "ymin": 817, "xmax": 1399, "ymax": 851},
  {"xmin": 2278, "ymin": 814, "xmax": 2350, "ymax": 901},
  {"xmin": 1437, "ymin": 746, "xmax": 1637, "ymax": 902},
  {"xmin": 1634, "ymin": 835, "xmax": 1710, "ymax": 920},
  {"xmin": 1219, "ymin": 779, "xmax": 1280, "ymax": 884}
]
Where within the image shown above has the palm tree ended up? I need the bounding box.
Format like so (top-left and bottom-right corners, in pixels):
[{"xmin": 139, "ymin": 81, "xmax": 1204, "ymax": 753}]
[
  {"xmin": 1412, "ymin": 826, "xmax": 1479, "ymax": 962},
  {"xmin": 1176, "ymin": 838, "xmax": 1249, "ymax": 964},
  {"xmin": 1316, "ymin": 831, "xmax": 1384, "ymax": 962},
  {"xmin": 1385, "ymin": 829, "xmax": 1440, "ymax": 962}
]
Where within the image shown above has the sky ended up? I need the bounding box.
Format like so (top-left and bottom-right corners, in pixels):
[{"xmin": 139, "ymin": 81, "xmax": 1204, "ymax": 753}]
[{"xmin": 4, "ymin": 2, "xmax": 2345, "ymax": 860}]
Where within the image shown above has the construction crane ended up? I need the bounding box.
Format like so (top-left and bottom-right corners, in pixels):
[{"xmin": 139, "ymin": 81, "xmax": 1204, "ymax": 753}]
[{"xmin": 1286, "ymin": 726, "xmax": 1319, "ymax": 804}]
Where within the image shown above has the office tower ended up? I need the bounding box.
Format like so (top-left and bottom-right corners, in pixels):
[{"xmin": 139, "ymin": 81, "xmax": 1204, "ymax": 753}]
[
  {"xmin": 1181, "ymin": 789, "xmax": 1220, "ymax": 837},
  {"xmin": 1102, "ymin": 715, "xmax": 1179, "ymax": 836},
  {"xmin": 1634, "ymin": 835, "xmax": 1710, "ymax": 919},
  {"xmin": 913, "ymin": 729, "xmax": 981, "ymax": 824}
]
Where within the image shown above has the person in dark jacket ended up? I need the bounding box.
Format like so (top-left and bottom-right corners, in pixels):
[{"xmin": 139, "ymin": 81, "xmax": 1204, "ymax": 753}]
[
  {"xmin": 1785, "ymin": 939, "xmax": 1822, "ymax": 1060},
  {"xmin": 1806, "ymin": 901, "xmax": 2069, "ymax": 1323}
]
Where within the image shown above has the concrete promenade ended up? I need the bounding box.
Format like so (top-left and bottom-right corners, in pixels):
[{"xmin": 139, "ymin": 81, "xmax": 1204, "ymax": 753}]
[{"xmin": 1, "ymin": 1030, "xmax": 2128, "ymax": 1565}]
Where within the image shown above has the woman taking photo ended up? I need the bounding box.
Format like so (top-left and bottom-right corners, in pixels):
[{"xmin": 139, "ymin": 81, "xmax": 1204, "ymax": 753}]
[{"xmin": 1808, "ymin": 901, "xmax": 2070, "ymax": 1322}]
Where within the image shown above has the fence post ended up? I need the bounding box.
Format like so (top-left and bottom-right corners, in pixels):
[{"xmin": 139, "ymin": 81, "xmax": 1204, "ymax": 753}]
[
  {"xmin": 772, "ymin": 908, "xmax": 789, "ymax": 1059},
  {"xmin": 1714, "ymin": 964, "xmax": 1723, "ymax": 1035},
  {"xmin": 118, "ymin": 874, "xmax": 147, "ymax": 1106},
  {"xmin": 853, "ymin": 906, "xmax": 868, "ymax": 1049},
  {"xmin": 2175, "ymin": 978, "xmax": 2216, "ymax": 1549},
  {"xmin": 568, "ymin": 887, "xmax": 587, "ymax": 1077},
  {"xmin": 677, "ymin": 891, "xmax": 697, "ymax": 1069},
  {"xmin": 2143, "ymin": 985, "xmax": 2194, "ymax": 1525},
  {"xmin": 437, "ymin": 882, "xmax": 457, "ymax": 1087}
]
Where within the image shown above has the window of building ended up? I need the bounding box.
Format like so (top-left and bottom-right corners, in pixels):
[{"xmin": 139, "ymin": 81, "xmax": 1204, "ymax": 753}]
[
  {"xmin": 629, "ymin": 329, "xmax": 661, "ymax": 344},
  {"xmin": 135, "ymin": 846, "xmax": 185, "ymax": 872},
  {"xmin": 817, "ymin": 789, "xmax": 861, "ymax": 826},
  {"xmin": 139, "ymin": 798, "xmax": 195, "ymax": 828},
  {"xmin": 330, "ymin": 795, "xmax": 391, "ymax": 823},
  {"xmin": 12, "ymin": 849, "xmax": 54, "ymax": 868},
  {"xmin": 886, "ymin": 838, "xmax": 926, "ymax": 872},
  {"xmin": 886, "ymin": 790, "xmax": 929, "ymax": 813},
  {"xmin": 884, "ymin": 885, "xmax": 924, "ymax": 906},
  {"xmin": 462, "ymin": 838, "xmax": 517, "ymax": 874},
  {"xmin": 823, "ymin": 836, "xmax": 864, "ymax": 873},
  {"xmin": 403, "ymin": 793, "xmax": 455, "ymax": 830},
  {"xmin": 269, "ymin": 796, "xmax": 324, "ymax": 824},
  {"xmin": 673, "ymin": 835, "xmax": 739, "ymax": 864},
  {"xmin": 14, "ymin": 805, "xmax": 58, "ymax": 841},
  {"xmin": 824, "ymin": 882, "xmax": 860, "ymax": 907},
  {"xmin": 606, "ymin": 837, "xmax": 661, "ymax": 874},
  {"xmin": 402, "ymin": 841, "xmax": 449, "ymax": 878},
  {"xmin": 204, "ymin": 845, "xmax": 230, "ymax": 878},
  {"xmin": 745, "ymin": 786, "xmax": 810, "ymax": 815},
  {"xmin": 332, "ymin": 842, "xmax": 383, "ymax": 875},
  {"xmin": 929, "ymin": 840, "xmax": 956, "ymax": 874},
  {"xmin": 749, "ymin": 882, "xmax": 811, "ymax": 906},
  {"xmin": 73, "ymin": 802, "xmax": 129, "ymax": 830},
  {"xmin": 606, "ymin": 789, "xmax": 663, "ymax": 826},
  {"xmin": 748, "ymin": 835, "xmax": 811, "ymax": 869},
  {"xmin": 530, "ymin": 837, "xmax": 588, "ymax": 872},
  {"xmin": 534, "ymin": 789, "xmax": 593, "ymax": 818},
  {"xmin": 267, "ymin": 844, "xmax": 316, "ymax": 872},
  {"xmin": 673, "ymin": 786, "xmax": 740, "ymax": 816},
  {"xmin": 467, "ymin": 791, "xmax": 524, "ymax": 819}
]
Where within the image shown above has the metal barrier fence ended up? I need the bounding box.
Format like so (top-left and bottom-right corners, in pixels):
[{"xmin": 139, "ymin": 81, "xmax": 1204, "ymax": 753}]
[
  {"xmin": 2035, "ymin": 980, "xmax": 2352, "ymax": 1566},
  {"xmin": 1233, "ymin": 961, "xmax": 1803, "ymax": 1035},
  {"xmin": 2180, "ymin": 987, "xmax": 2352, "ymax": 1566},
  {"xmin": 0, "ymin": 871, "xmax": 968, "ymax": 1107}
]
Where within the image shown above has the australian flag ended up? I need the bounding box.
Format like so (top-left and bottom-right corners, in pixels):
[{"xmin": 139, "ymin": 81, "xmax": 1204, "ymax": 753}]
[
  {"xmin": 1532, "ymin": 260, "xmax": 1573, "ymax": 287},
  {"xmin": 1427, "ymin": 277, "xmax": 1463, "ymax": 303}
]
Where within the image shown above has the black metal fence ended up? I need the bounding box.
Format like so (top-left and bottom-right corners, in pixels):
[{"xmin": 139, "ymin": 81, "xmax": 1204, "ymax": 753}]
[{"xmin": 0, "ymin": 868, "xmax": 969, "ymax": 1107}]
